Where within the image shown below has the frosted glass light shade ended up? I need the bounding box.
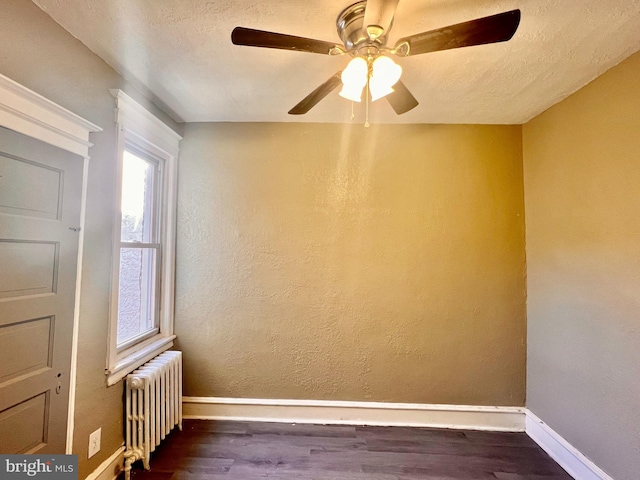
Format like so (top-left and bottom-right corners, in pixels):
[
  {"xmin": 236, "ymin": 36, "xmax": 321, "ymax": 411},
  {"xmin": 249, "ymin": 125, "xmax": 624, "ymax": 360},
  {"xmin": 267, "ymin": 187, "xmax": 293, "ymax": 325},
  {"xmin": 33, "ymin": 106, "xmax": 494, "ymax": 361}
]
[
  {"xmin": 369, "ymin": 55, "xmax": 402, "ymax": 101},
  {"xmin": 339, "ymin": 57, "xmax": 368, "ymax": 102},
  {"xmin": 369, "ymin": 81, "xmax": 395, "ymax": 101}
]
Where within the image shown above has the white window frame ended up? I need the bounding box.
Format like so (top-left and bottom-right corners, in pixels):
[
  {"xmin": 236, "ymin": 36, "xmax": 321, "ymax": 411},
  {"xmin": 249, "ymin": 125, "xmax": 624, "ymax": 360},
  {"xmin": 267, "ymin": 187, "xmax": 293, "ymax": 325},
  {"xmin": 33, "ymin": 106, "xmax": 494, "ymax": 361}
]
[{"xmin": 106, "ymin": 89, "xmax": 182, "ymax": 386}]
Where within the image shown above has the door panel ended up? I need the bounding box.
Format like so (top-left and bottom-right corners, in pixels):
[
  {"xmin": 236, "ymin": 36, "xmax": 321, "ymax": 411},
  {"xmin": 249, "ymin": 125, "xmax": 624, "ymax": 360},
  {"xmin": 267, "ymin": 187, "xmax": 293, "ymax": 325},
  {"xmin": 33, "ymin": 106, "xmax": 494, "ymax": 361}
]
[
  {"xmin": 0, "ymin": 153, "xmax": 62, "ymax": 219},
  {"xmin": 0, "ymin": 316, "xmax": 53, "ymax": 384},
  {"xmin": 0, "ymin": 240, "xmax": 58, "ymax": 299},
  {"xmin": 0, "ymin": 126, "xmax": 83, "ymax": 454},
  {"xmin": 0, "ymin": 393, "xmax": 48, "ymax": 454}
]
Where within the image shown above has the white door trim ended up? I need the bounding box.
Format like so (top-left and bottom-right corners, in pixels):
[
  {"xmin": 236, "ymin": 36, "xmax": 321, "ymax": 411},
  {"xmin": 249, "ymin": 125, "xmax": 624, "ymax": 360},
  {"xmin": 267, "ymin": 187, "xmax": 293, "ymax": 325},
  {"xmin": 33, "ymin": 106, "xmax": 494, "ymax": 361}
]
[
  {"xmin": 183, "ymin": 397, "xmax": 526, "ymax": 432},
  {"xmin": 0, "ymin": 73, "xmax": 102, "ymax": 454},
  {"xmin": 0, "ymin": 74, "xmax": 101, "ymax": 159}
]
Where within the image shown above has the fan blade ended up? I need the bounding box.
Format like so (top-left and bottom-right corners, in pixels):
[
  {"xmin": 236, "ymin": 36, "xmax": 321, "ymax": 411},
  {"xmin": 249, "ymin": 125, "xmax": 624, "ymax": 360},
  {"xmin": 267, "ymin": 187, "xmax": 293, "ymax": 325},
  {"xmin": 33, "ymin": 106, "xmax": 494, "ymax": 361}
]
[
  {"xmin": 395, "ymin": 9, "xmax": 521, "ymax": 56},
  {"xmin": 232, "ymin": 27, "xmax": 341, "ymax": 55},
  {"xmin": 363, "ymin": 0, "xmax": 400, "ymax": 34},
  {"xmin": 289, "ymin": 72, "xmax": 343, "ymax": 115},
  {"xmin": 386, "ymin": 81, "xmax": 419, "ymax": 115}
]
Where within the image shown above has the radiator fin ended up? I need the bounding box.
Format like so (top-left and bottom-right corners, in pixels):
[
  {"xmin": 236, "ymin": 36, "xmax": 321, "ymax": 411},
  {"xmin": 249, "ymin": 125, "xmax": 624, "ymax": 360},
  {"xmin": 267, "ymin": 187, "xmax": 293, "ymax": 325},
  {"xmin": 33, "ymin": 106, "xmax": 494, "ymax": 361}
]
[{"xmin": 124, "ymin": 350, "xmax": 182, "ymax": 479}]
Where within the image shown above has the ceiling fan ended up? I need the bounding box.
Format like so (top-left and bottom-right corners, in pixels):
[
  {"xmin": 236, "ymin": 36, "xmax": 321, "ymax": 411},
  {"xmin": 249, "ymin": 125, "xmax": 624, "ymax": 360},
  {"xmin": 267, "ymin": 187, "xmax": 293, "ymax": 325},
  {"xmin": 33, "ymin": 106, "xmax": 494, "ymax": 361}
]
[{"xmin": 232, "ymin": 0, "xmax": 521, "ymax": 116}]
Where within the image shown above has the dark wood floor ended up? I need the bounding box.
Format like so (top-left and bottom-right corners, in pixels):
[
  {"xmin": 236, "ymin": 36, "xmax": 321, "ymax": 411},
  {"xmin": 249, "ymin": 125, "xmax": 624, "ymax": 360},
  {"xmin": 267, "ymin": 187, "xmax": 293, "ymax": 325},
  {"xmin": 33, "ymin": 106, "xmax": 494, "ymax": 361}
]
[{"xmin": 125, "ymin": 420, "xmax": 572, "ymax": 480}]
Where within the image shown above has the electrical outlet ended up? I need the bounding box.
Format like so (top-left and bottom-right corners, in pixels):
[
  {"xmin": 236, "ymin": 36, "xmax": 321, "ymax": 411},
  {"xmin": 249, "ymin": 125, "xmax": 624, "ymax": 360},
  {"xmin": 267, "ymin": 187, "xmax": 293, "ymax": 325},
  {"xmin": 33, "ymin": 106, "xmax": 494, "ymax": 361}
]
[{"xmin": 88, "ymin": 428, "xmax": 101, "ymax": 458}]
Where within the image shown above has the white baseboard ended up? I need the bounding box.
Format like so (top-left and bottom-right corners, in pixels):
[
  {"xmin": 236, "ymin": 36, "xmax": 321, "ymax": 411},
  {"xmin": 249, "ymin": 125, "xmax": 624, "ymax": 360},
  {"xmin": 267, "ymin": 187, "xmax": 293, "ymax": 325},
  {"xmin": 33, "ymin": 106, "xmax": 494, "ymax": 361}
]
[
  {"xmin": 525, "ymin": 410, "xmax": 613, "ymax": 480},
  {"xmin": 183, "ymin": 397, "xmax": 525, "ymax": 432},
  {"xmin": 84, "ymin": 446, "xmax": 125, "ymax": 480}
]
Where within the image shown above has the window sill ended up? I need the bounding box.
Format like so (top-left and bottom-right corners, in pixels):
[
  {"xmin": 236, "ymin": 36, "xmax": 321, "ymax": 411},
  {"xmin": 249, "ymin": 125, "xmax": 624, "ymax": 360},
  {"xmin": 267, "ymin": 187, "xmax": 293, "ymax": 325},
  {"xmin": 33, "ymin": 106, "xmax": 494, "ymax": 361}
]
[{"xmin": 105, "ymin": 334, "xmax": 176, "ymax": 386}]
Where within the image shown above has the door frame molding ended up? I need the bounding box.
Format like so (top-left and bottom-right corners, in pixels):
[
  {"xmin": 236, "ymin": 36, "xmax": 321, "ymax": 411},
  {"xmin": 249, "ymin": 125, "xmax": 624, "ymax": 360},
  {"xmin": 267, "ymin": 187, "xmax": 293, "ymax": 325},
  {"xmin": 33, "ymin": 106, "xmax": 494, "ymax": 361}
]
[
  {"xmin": 0, "ymin": 73, "xmax": 102, "ymax": 454},
  {"xmin": 0, "ymin": 74, "xmax": 101, "ymax": 159}
]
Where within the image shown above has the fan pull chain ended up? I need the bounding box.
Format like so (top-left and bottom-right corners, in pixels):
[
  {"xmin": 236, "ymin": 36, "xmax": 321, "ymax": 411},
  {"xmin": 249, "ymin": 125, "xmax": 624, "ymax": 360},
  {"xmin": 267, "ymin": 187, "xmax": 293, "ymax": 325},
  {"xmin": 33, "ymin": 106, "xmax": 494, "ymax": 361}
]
[
  {"xmin": 351, "ymin": 101, "xmax": 355, "ymax": 120},
  {"xmin": 364, "ymin": 81, "xmax": 370, "ymax": 128}
]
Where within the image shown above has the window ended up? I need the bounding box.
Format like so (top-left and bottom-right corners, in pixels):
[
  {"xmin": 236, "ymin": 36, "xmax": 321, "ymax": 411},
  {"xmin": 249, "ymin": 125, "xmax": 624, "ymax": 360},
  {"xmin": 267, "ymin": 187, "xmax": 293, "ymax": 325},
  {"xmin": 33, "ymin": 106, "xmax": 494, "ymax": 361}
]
[
  {"xmin": 117, "ymin": 149, "xmax": 161, "ymax": 348},
  {"xmin": 106, "ymin": 90, "xmax": 182, "ymax": 386}
]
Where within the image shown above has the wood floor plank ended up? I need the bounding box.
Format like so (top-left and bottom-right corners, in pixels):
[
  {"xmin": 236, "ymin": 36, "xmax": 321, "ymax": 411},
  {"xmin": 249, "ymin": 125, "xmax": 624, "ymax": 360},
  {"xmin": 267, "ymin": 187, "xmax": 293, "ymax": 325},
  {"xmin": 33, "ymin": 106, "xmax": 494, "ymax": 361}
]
[
  {"xmin": 124, "ymin": 420, "xmax": 572, "ymax": 480},
  {"xmin": 364, "ymin": 438, "xmax": 542, "ymax": 456},
  {"xmin": 183, "ymin": 420, "xmax": 250, "ymax": 434},
  {"xmin": 143, "ymin": 455, "xmax": 234, "ymax": 474},
  {"xmin": 249, "ymin": 433, "xmax": 368, "ymax": 452},
  {"xmin": 494, "ymin": 474, "xmax": 575, "ymax": 480},
  {"xmin": 356, "ymin": 425, "xmax": 469, "ymax": 443},
  {"xmin": 247, "ymin": 422, "xmax": 358, "ymax": 437},
  {"xmin": 464, "ymin": 430, "xmax": 542, "ymax": 447}
]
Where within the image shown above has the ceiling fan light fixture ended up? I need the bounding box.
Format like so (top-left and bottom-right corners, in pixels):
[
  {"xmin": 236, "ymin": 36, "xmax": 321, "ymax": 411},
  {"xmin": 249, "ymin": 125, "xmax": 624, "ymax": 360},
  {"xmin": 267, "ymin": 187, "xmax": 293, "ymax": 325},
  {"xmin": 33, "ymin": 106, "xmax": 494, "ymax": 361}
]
[
  {"xmin": 232, "ymin": 4, "xmax": 521, "ymax": 116},
  {"xmin": 368, "ymin": 55, "xmax": 402, "ymax": 101},
  {"xmin": 339, "ymin": 56, "xmax": 368, "ymax": 102},
  {"xmin": 369, "ymin": 80, "xmax": 395, "ymax": 102},
  {"xmin": 339, "ymin": 84, "xmax": 365, "ymax": 102},
  {"xmin": 372, "ymin": 55, "xmax": 402, "ymax": 85}
]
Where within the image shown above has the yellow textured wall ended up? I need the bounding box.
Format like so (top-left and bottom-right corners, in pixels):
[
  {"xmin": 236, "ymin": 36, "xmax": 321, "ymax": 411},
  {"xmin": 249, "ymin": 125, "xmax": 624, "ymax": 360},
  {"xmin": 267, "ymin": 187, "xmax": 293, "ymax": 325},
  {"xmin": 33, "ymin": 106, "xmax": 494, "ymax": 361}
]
[
  {"xmin": 176, "ymin": 122, "xmax": 526, "ymax": 406},
  {"xmin": 524, "ymin": 51, "xmax": 640, "ymax": 480}
]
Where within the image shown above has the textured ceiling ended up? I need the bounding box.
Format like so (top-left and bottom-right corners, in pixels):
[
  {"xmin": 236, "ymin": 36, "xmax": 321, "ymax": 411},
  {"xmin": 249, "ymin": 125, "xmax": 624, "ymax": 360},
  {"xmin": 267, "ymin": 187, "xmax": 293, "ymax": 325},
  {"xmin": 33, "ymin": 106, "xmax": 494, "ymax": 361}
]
[{"xmin": 33, "ymin": 0, "xmax": 640, "ymax": 124}]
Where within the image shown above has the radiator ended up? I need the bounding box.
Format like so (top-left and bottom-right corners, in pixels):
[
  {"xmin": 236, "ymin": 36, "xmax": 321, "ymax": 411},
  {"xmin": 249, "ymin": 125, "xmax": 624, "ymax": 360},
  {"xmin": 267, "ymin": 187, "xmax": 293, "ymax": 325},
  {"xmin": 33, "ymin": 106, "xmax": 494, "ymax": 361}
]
[{"xmin": 123, "ymin": 350, "xmax": 182, "ymax": 480}]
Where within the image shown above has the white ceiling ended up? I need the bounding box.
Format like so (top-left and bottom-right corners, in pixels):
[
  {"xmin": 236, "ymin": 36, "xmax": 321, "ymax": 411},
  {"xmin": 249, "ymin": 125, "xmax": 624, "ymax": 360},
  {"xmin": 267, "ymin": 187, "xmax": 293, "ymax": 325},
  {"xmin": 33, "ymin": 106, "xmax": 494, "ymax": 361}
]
[{"xmin": 34, "ymin": 0, "xmax": 640, "ymax": 124}]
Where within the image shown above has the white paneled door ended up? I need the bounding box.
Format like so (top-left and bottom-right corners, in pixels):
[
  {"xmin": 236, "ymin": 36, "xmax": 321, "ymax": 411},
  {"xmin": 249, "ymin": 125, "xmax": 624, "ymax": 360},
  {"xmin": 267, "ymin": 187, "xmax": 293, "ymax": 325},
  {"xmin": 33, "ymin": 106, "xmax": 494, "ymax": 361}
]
[{"xmin": 0, "ymin": 126, "xmax": 83, "ymax": 453}]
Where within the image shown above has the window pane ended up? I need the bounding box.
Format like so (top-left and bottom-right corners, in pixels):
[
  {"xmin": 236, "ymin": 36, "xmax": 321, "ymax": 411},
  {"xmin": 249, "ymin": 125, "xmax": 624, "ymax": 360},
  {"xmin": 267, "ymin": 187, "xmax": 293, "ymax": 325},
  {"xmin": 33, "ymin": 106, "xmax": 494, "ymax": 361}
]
[
  {"xmin": 121, "ymin": 150, "xmax": 156, "ymax": 243},
  {"xmin": 117, "ymin": 247, "xmax": 158, "ymax": 346}
]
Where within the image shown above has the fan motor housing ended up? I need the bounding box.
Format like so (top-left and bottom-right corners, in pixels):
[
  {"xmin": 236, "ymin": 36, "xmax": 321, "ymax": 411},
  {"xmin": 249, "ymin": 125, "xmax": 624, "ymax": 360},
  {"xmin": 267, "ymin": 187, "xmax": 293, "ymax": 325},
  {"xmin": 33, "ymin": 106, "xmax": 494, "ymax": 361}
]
[{"xmin": 337, "ymin": 1, "xmax": 390, "ymax": 51}]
